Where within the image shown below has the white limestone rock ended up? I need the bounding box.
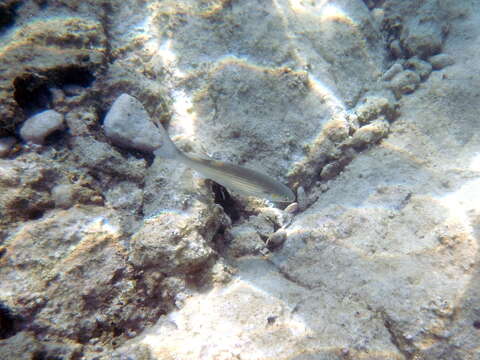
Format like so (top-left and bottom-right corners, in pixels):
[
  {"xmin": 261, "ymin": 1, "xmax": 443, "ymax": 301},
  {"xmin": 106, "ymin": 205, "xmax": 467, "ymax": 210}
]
[
  {"xmin": 19, "ymin": 110, "xmax": 64, "ymax": 145},
  {"xmin": 104, "ymin": 93, "xmax": 162, "ymax": 152}
]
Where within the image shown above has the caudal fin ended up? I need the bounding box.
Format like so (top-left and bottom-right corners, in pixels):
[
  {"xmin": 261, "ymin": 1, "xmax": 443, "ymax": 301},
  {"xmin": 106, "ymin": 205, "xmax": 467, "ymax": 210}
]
[{"xmin": 152, "ymin": 120, "xmax": 181, "ymax": 159}]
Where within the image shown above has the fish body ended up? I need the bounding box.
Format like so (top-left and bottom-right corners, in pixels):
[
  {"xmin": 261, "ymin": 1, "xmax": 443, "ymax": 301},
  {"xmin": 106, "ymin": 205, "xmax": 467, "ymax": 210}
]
[{"xmin": 154, "ymin": 123, "xmax": 295, "ymax": 203}]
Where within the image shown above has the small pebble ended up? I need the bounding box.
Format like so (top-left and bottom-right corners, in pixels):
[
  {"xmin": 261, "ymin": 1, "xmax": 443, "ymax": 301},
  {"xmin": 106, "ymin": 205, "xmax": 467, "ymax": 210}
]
[
  {"xmin": 52, "ymin": 184, "xmax": 76, "ymax": 209},
  {"xmin": 104, "ymin": 93, "xmax": 163, "ymax": 152},
  {"xmin": 429, "ymin": 53, "xmax": 455, "ymax": 70},
  {"xmin": 371, "ymin": 8, "xmax": 384, "ymax": 25},
  {"xmin": 20, "ymin": 110, "xmax": 64, "ymax": 145},
  {"xmin": 382, "ymin": 63, "xmax": 403, "ymax": 81},
  {"xmin": 350, "ymin": 119, "xmax": 389, "ymax": 149},
  {"xmin": 297, "ymin": 186, "xmax": 308, "ymax": 211},
  {"xmin": 389, "ymin": 40, "xmax": 403, "ymax": 59},
  {"xmin": 405, "ymin": 56, "xmax": 432, "ymax": 80},
  {"xmin": 63, "ymin": 84, "xmax": 84, "ymax": 97},
  {"xmin": 355, "ymin": 96, "xmax": 393, "ymax": 124},
  {"xmin": 0, "ymin": 137, "xmax": 16, "ymax": 157},
  {"xmin": 320, "ymin": 162, "xmax": 340, "ymax": 180},
  {"xmin": 284, "ymin": 202, "xmax": 299, "ymax": 214},
  {"xmin": 319, "ymin": 183, "xmax": 329, "ymax": 192},
  {"xmin": 266, "ymin": 229, "xmax": 287, "ymax": 249},
  {"xmin": 389, "ymin": 70, "xmax": 420, "ymax": 97}
]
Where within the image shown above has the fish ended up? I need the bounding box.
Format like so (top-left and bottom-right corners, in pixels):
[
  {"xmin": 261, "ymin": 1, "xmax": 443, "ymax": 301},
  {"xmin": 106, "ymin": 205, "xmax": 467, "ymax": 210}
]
[{"xmin": 153, "ymin": 121, "xmax": 295, "ymax": 203}]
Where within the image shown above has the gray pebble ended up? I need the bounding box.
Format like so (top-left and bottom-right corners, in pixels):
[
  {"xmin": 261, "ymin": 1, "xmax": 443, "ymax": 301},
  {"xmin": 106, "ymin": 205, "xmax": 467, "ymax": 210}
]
[
  {"xmin": 355, "ymin": 96, "xmax": 394, "ymax": 124},
  {"xmin": 320, "ymin": 162, "xmax": 340, "ymax": 180},
  {"xmin": 382, "ymin": 63, "xmax": 403, "ymax": 81},
  {"xmin": 389, "ymin": 70, "xmax": 421, "ymax": 97},
  {"xmin": 266, "ymin": 229, "xmax": 287, "ymax": 249},
  {"xmin": 20, "ymin": 110, "xmax": 64, "ymax": 145},
  {"xmin": 297, "ymin": 186, "xmax": 308, "ymax": 211},
  {"xmin": 284, "ymin": 202, "xmax": 299, "ymax": 214},
  {"xmin": 52, "ymin": 184, "xmax": 76, "ymax": 209},
  {"xmin": 350, "ymin": 119, "xmax": 389, "ymax": 149},
  {"xmin": 389, "ymin": 40, "xmax": 403, "ymax": 59},
  {"xmin": 63, "ymin": 84, "xmax": 84, "ymax": 97},
  {"xmin": 405, "ymin": 57, "xmax": 432, "ymax": 80},
  {"xmin": 104, "ymin": 94, "xmax": 162, "ymax": 152},
  {"xmin": 400, "ymin": 22, "xmax": 443, "ymax": 58},
  {"xmin": 0, "ymin": 137, "xmax": 16, "ymax": 157},
  {"xmin": 429, "ymin": 53, "xmax": 455, "ymax": 70},
  {"xmin": 319, "ymin": 183, "xmax": 329, "ymax": 192}
]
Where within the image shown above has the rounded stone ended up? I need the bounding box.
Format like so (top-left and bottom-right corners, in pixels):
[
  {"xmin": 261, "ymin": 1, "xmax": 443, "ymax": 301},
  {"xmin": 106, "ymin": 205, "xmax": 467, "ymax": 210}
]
[
  {"xmin": 20, "ymin": 110, "xmax": 64, "ymax": 145},
  {"xmin": 389, "ymin": 70, "xmax": 421, "ymax": 96},
  {"xmin": 103, "ymin": 94, "xmax": 163, "ymax": 152},
  {"xmin": 429, "ymin": 53, "xmax": 455, "ymax": 70}
]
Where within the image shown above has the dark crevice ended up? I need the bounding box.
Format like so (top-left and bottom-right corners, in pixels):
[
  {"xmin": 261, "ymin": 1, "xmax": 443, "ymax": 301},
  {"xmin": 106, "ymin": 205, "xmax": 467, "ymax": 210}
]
[
  {"xmin": 211, "ymin": 182, "xmax": 241, "ymax": 223},
  {"xmin": 33, "ymin": 0, "xmax": 48, "ymax": 9},
  {"xmin": 32, "ymin": 351, "xmax": 63, "ymax": 360},
  {"xmin": 0, "ymin": 302, "xmax": 23, "ymax": 339},
  {"xmin": 381, "ymin": 310, "xmax": 417, "ymax": 360},
  {"xmin": 13, "ymin": 74, "xmax": 53, "ymax": 115},
  {"xmin": 27, "ymin": 209, "xmax": 46, "ymax": 220},
  {"xmin": 112, "ymin": 325, "xmax": 123, "ymax": 338},
  {"xmin": 53, "ymin": 66, "xmax": 95, "ymax": 88},
  {"xmin": 265, "ymin": 258, "xmax": 322, "ymax": 291},
  {"xmin": 362, "ymin": 0, "xmax": 385, "ymax": 10},
  {"xmin": 0, "ymin": 0, "xmax": 20, "ymax": 32},
  {"xmin": 13, "ymin": 66, "xmax": 95, "ymax": 115},
  {"xmin": 44, "ymin": 129, "xmax": 68, "ymax": 148}
]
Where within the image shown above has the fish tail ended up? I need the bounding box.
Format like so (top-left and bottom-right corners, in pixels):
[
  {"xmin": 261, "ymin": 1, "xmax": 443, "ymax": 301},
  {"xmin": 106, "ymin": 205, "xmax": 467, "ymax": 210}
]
[{"xmin": 152, "ymin": 120, "xmax": 181, "ymax": 160}]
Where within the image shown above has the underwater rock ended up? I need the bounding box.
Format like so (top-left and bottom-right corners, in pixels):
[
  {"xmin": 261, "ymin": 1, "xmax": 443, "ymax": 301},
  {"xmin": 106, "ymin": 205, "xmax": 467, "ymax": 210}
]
[
  {"xmin": 51, "ymin": 183, "xmax": 101, "ymax": 209},
  {"xmin": 266, "ymin": 229, "xmax": 287, "ymax": 249},
  {"xmin": 227, "ymin": 224, "xmax": 266, "ymax": 258},
  {"xmin": 0, "ymin": 206, "xmax": 173, "ymax": 348},
  {"xmin": 400, "ymin": 18, "xmax": 444, "ymax": 59},
  {"xmin": 20, "ymin": 110, "xmax": 64, "ymax": 144},
  {"xmin": 389, "ymin": 70, "xmax": 421, "ymax": 97},
  {"xmin": 284, "ymin": 202, "xmax": 299, "ymax": 214},
  {"xmin": 0, "ymin": 16, "xmax": 106, "ymax": 136},
  {"xmin": 355, "ymin": 96, "xmax": 397, "ymax": 124},
  {"xmin": 429, "ymin": 53, "xmax": 455, "ymax": 70},
  {"xmin": 296, "ymin": 186, "xmax": 308, "ymax": 211},
  {"xmin": 389, "ymin": 39, "xmax": 403, "ymax": 58},
  {"xmin": 405, "ymin": 56, "xmax": 433, "ymax": 80},
  {"xmin": 104, "ymin": 94, "xmax": 163, "ymax": 152},
  {"xmin": 72, "ymin": 136, "xmax": 147, "ymax": 183},
  {"xmin": 226, "ymin": 213, "xmax": 276, "ymax": 257},
  {"xmin": 382, "ymin": 63, "xmax": 403, "ymax": 81},
  {"xmin": 1, "ymin": 0, "xmax": 479, "ymax": 358},
  {"xmin": 350, "ymin": 119, "xmax": 390, "ymax": 149},
  {"xmin": 0, "ymin": 158, "xmax": 56, "ymax": 229},
  {"xmin": 0, "ymin": 136, "xmax": 16, "ymax": 157},
  {"xmin": 51, "ymin": 184, "xmax": 80, "ymax": 209},
  {"xmin": 0, "ymin": 332, "xmax": 82, "ymax": 360},
  {"xmin": 104, "ymin": 181, "xmax": 143, "ymax": 214},
  {"xmin": 130, "ymin": 209, "xmax": 222, "ymax": 273}
]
